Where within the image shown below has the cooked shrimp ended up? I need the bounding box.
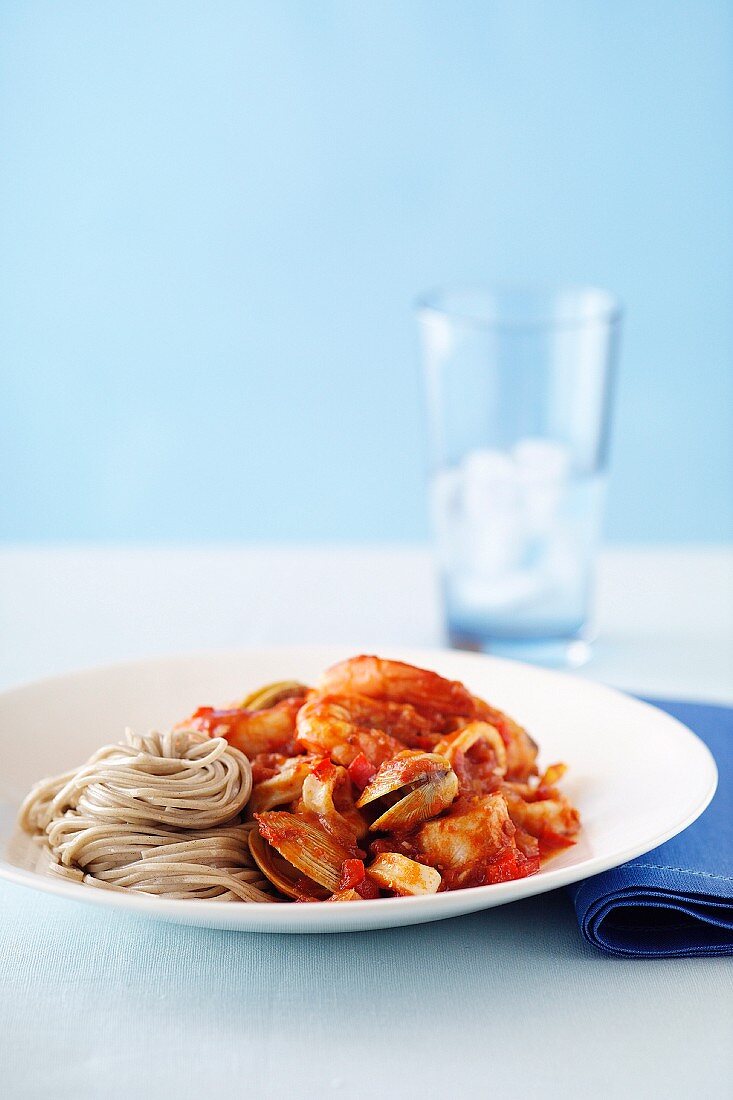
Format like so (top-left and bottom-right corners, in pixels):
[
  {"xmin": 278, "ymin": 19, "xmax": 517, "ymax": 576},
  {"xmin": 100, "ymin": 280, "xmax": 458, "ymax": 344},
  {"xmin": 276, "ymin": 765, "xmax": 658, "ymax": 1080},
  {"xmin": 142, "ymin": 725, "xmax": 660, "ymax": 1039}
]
[
  {"xmin": 319, "ymin": 655, "xmax": 476, "ymax": 721},
  {"xmin": 183, "ymin": 696, "xmax": 302, "ymax": 759},
  {"xmin": 295, "ymin": 693, "xmax": 437, "ymax": 767}
]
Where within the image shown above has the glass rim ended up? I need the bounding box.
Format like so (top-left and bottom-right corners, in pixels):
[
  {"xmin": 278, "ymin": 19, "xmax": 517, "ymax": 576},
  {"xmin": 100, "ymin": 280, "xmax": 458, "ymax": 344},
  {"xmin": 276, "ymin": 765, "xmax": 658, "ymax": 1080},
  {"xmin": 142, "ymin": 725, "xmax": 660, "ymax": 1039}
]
[{"xmin": 416, "ymin": 283, "xmax": 622, "ymax": 332}]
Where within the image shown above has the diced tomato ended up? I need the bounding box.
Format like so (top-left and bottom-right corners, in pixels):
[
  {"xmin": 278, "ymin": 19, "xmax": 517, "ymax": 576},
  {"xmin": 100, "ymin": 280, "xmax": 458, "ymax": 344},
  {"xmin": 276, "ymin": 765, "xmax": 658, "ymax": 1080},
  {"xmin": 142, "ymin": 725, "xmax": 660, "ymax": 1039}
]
[
  {"xmin": 485, "ymin": 848, "xmax": 540, "ymax": 884},
  {"xmin": 193, "ymin": 705, "xmax": 215, "ymax": 721},
  {"xmin": 312, "ymin": 757, "xmax": 336, "ymax": 781},
  {"xmin": 338, "ymin": 858, "xmax": 366, "ymax": 890},
  {"xmin": 356, "ymin": 875, "xmax": 381, "ymax": 900},
  {"xmin": 348, "ymin": 752, "xmax": 377, "ymax": 790}
]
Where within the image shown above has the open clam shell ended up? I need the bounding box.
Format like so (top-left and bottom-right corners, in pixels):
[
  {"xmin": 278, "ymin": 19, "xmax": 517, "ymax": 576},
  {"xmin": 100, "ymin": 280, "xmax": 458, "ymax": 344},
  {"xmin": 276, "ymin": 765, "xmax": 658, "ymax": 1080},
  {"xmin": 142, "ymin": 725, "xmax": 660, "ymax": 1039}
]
[
  {"xmin": 356, "ymin": 752, "xmax": 458, "ymax": 832},
  {"xmin": 238, "ymin": 680, "xmax": 309, "ymax": 711},
  {"xmin": 248, "ymin": 828, "xmax": 329, "ymax": 900},
  {"xmin": 253, "ymin": 811, "xmax": 357, "ymax": 895}
]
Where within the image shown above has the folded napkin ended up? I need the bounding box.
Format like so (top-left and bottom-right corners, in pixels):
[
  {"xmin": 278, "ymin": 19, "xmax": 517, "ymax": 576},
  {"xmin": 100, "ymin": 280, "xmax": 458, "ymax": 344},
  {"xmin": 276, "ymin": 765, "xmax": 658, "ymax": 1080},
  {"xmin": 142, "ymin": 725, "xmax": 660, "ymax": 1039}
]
[{"xmin": 570, "ymin": 698, "xmax": 732, "ymax": 958}]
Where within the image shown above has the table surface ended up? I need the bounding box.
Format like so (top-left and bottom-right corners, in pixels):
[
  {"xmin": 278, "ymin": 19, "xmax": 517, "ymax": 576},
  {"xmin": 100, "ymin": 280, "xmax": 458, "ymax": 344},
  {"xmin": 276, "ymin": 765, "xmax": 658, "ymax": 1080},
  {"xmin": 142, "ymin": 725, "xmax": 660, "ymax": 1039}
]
[{"xmin": 1, "ymin": 544, "xmax": 732, "ymax": 1099}]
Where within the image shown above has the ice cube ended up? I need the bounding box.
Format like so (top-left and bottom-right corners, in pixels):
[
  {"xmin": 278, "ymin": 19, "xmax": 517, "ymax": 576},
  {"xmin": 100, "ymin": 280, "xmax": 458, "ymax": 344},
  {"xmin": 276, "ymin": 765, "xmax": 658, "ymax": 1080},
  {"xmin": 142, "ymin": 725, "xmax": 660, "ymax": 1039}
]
[
  {"xmin": 463, "ymin": 514, "xmax": 524, "ymax": 578},
  {"xmin": 513, "ymin": 438, "xmax": 571, "ymax": 536},
  {"xmin": 460, "ymin": 448, "xmax": 519, "ymax": 526},
  {"xmin": 513, "ymin": 438, "xmax": 571, "ymax": 481},
  {"xmin": 453, "ymin": 567, "xmax": 548, "ymax": 612}
]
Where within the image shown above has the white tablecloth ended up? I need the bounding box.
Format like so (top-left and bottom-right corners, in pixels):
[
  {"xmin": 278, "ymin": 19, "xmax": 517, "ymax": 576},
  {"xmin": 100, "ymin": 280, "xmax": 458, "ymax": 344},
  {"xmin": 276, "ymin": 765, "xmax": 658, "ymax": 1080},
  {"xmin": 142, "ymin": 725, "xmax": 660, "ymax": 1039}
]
[{"xmin": 1, "ymin": 544, "xmax": 731, "ymax": 1099}]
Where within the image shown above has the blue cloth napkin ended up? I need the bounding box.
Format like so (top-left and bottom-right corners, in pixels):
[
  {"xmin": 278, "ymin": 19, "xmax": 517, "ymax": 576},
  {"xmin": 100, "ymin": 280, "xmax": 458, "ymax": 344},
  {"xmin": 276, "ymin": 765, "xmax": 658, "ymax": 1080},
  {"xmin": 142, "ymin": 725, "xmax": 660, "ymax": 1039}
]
[{"xmin": 570, "ymin": 698, "xmax": 732, "ymax": 958}]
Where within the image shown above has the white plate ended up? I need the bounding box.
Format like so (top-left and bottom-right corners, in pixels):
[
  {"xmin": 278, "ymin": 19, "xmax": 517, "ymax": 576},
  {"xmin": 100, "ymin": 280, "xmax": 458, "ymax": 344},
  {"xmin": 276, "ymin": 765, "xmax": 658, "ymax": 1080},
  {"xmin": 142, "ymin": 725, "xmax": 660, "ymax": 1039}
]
[{"xmin": 0, "ymin": 646, "xmax": 717, "ymax": 933}]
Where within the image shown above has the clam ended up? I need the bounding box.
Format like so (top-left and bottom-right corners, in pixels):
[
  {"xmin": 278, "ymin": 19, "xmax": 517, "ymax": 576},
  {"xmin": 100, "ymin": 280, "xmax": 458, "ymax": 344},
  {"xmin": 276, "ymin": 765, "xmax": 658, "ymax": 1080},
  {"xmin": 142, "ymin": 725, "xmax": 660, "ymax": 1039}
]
[
  {"xmin": 434, "ymin": 721, "xmax": 507, "ymax": 777},
  {"xmin": 248, "ymin": 828, "xmax": 328, "ymax": 900},
  {"xmin": 367, "ymin": 852, "xmax": 441, "ymax": 896},
  {"xmin": 238, "ymin": 680, "xmax": 309, "ymax": 711},
  {"xmin": 356, "ymin": 752, "xmax": 458, "ymax": 832},
  {"xmin": 253, "ymin": 811, "xmax": 358, "ymax": 896}
]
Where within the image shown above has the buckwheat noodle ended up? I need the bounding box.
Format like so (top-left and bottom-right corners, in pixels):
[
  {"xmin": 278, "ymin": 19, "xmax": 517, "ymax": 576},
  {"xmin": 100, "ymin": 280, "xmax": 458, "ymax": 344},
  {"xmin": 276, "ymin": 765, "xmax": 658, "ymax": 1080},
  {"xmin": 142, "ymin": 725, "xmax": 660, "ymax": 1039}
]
[{"xmin": 19, "ymin": 728, "xmax": 274, "ymax": 902}]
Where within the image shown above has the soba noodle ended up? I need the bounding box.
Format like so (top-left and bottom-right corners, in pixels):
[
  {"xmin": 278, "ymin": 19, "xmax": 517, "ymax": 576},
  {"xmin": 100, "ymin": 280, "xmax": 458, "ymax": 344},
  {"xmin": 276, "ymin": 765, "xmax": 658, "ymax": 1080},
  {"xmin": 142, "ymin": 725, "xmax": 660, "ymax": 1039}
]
[{"xmin": 18, "ymin": 728, "xmax": 275, "ymax": 902}]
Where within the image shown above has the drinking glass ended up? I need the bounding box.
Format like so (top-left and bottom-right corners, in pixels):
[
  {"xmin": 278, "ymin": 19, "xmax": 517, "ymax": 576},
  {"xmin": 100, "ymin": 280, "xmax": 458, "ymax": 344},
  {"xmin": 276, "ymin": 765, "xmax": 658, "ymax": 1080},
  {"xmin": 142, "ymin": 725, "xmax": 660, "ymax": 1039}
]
[{"xmin": 417, "ymin": 285, "xmax": 621, "ymax": 667}]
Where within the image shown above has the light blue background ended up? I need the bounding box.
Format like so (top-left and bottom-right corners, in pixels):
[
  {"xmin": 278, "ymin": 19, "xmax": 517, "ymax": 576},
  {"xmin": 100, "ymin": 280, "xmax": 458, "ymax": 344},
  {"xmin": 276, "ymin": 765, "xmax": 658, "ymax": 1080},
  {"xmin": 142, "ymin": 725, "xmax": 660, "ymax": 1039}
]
[{"xmin": 1, "ymin": 1, "xmax": 731, "ymax": 543}]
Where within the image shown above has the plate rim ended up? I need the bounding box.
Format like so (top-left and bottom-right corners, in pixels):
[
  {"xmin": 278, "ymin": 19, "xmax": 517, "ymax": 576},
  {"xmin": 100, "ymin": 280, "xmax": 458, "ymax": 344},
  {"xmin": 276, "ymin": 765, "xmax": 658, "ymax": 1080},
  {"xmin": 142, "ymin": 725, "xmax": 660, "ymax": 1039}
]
[{"xmin": 0, "ymin": 644, "xmax": 719, "ymax": 931}]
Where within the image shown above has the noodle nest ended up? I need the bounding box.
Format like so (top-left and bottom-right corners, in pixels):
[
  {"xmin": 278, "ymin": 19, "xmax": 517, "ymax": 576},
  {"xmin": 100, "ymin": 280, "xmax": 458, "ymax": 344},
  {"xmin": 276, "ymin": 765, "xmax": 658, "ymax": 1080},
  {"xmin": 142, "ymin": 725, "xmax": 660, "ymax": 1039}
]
[{"xmin": 19, "ymin": 728, "xmax": 274, "ymax": 902}]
